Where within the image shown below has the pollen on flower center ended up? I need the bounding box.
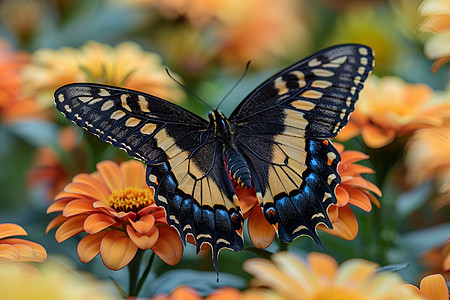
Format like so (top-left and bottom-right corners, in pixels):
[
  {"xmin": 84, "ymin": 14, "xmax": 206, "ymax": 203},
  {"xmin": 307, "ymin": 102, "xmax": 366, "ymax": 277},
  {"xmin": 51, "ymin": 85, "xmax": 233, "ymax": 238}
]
[{"xmin": 108, "ymin": 187, "xmax": 154, "ymax": 212}]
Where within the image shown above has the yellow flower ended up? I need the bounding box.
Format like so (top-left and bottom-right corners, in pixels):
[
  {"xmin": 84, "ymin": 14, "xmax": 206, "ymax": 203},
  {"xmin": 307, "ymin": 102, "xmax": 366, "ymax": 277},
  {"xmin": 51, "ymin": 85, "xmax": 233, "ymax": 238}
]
[
  {"xmin": 0, "ymin": 260, "xmax": 120, "ymax": 300},
  {"xmin": 46, "ymin": 160, "xmax": 183, "ymax": 271},
  {"xmin": 22, "ymin": 40, "xmax": 185, "ymax": 108},
  {"xmin": 419, "ymin": 0, "xmax": 450, "ymax": 72},
  {"xmin": 243, "ymin": 252, "xmax": 425, "ymax": 300},
  {"xmin": 337, "ymin": 75, "xmax": 444, "ymax": 148},
  {"xmin": 0, "ymin": 223, "xmax": 47, "ymax": 263},
  {"xmin": 404, "ymin": 274, "xmax": 449, "ymax": 300},
  {"xmin": 236, "ymin": 144, "xmax": 380, "ymax": 248}
]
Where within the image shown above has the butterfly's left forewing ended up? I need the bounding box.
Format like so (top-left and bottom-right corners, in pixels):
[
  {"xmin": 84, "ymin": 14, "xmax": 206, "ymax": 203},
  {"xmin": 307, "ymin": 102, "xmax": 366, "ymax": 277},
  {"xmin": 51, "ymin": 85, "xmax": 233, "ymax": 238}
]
[{"xmin": 230, "ymin": 44, "xmax": 374, "ymax": 243}]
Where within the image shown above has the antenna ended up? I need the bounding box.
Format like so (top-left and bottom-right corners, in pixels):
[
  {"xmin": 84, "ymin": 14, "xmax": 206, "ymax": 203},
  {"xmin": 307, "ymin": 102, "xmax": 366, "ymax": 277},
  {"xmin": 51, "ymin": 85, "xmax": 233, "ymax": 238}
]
[
  {"xmin": 165, "ymin": 68, "xmax": 213, "ymax": 111},
  {"xmin": 216, "ymin": 61, "xmax": 252, "ymax": 110}
]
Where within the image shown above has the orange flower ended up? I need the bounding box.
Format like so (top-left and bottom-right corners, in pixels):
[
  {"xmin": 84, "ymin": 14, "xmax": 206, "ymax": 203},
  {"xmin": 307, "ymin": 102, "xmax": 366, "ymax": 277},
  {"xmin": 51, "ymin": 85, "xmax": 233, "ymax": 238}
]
[
  {"xmin": 152, "ymin": 286, "xmax": 242, "ymax": 300},
  {"xmin": 0, "ymin": 223, "xmax": 47, "ymax": 263},
  {"xmin": 46, "ymin": 160, "xmax": 183, "ymax": 270},
  {"xmin": 0, "ymin": 39, "xmax": 43, "ymax": 122},
  {"xmin": 404, "ymin": 274, "xmax": 449, "ymax": 300},
  {"xmin": 22, "ymin": 40, "xmax": 185, "ymax": 108},
  {"xmin": 237, "ymin": 143, "xmax": 381, "ymax": 248},
  {"xmin": 421, "ymin": 238, "xmax": 450, "ymax": 282},
  {"xmin": 337, "ymin": 75, "xmax": 443, "ymax": 148},
  {"xmin": 317, "ymin": 143, "xmax": 381, "ymax": 240},
  {"xmin": 133, "ymin": 0, "xmax": 310, "ymax": 68},
  {"xmin": 419, "ymin": 0, "xmax": 450, "ymax": 72},
  {"xmin": 243, "ymin": 252, "xmax": 424, "ymax": 300}
]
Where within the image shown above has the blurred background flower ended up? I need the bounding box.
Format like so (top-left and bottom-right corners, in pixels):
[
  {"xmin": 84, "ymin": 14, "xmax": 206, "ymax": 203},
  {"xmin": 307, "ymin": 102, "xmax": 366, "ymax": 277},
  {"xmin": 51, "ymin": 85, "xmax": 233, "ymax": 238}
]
[
  {"xmin": 418, "ymin": 0, "xmax": 450, "ymax": 72},
  {"xmin": 0, "ymin": 223, "xmax": 46, "ymax": 263},
  {"xmin": 0, "ymin": 260, "xmax": 120, "ymax": 300},
  {"xmin": 243, "ymin": 252, "xmax": 424, "ymax": 300},
  {"xmin": 21, "ymin": 41, "xmax": 185, "ymax": 109}
]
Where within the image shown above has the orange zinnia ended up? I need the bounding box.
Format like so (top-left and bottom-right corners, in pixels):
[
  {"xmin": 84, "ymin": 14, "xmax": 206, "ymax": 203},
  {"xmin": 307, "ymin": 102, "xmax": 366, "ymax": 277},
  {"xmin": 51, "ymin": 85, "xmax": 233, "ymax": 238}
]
[
  {"xmin": 46, "ymin": 160, "xmax": 183, "ymax": 270},
  {"xmin": 337, "ymin": 75, "xmax": 442, "ymax": 148},
  {"xmin": 152, "ymin": 286, "xmax": 242, "ymax": 300},
  {"xmin": 243, "ymin": 252, "xmax": 425, "ymax": 300},
  {"xmin": 0, "ymin": 223, "xmax": 47, "ymax": 263},
  {"xmin": 237, "ymin": 143, "xmax": 380, "ymax": 248}
]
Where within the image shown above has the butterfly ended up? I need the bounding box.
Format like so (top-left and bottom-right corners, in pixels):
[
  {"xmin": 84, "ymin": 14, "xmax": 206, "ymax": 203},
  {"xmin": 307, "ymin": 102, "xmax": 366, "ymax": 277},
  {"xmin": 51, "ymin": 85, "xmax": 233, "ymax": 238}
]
[{"xmin": 55, "ymin": 44, "xmax": 374, "ymax": 271}]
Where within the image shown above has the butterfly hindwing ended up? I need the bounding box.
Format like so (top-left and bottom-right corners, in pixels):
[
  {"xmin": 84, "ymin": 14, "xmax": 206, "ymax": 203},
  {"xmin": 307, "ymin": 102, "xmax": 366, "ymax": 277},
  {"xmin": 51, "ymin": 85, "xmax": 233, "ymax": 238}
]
[
  {"xmin": 55, "ymin": 83, "xmax": 244, "ymax": 269},
  {"xmin": 230, "ymin": 44, "xmax": 374, "ymax": 243}
]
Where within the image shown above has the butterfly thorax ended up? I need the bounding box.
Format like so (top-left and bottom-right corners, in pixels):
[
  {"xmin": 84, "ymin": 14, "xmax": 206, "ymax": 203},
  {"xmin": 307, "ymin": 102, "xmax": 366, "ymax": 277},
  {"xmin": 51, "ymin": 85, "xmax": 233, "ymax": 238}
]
[{"xmin": 209, "ymin": 110, "xmax": 252, "ymax": 189}]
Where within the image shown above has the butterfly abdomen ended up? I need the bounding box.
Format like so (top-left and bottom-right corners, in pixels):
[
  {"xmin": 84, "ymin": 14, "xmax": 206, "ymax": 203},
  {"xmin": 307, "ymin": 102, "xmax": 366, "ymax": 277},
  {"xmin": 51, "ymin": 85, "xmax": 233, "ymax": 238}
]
[{"xmin": 224, "ymin": 146, "xmax": 252, "ymax": 188}]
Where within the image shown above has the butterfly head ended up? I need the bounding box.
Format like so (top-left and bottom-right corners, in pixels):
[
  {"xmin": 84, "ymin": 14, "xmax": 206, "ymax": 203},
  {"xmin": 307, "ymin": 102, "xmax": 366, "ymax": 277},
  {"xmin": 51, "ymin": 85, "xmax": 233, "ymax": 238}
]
[{"xmin": 209, "ymin": 110, "xmax": 234, "ymax": 143}]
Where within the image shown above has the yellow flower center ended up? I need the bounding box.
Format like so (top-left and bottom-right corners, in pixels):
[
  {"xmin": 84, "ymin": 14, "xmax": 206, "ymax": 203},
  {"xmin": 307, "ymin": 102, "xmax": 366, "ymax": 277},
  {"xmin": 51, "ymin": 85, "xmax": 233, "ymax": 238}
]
[{"xmin": 108, "ymin": 187, "xmax": 154, "ymax": 213}]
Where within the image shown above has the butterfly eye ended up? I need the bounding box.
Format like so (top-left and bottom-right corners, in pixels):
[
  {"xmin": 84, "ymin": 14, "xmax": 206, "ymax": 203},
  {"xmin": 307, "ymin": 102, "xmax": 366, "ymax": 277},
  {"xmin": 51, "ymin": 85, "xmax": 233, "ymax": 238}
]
[{"xmin": 263, "ymin": 204, "xmax": 278, "ymax": 225}]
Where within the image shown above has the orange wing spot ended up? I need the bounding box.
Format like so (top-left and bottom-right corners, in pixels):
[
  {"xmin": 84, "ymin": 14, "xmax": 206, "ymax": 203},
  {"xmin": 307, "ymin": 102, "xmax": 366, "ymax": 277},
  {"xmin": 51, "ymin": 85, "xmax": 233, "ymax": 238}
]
[
  {"xmin": 266, "ymin": 208, "xmax": 276, "ymax": 218},
  {"xmin": 322, "ymin": 140, "xmax": 329, "ymax": 146},
  {"xmin": 327, "ymin": 157, "xmax": 332, "ymax": 166}
]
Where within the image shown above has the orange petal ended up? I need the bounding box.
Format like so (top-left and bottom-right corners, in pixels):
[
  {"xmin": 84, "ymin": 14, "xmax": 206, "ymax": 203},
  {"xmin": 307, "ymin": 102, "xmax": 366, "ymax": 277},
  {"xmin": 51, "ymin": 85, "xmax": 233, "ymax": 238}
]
[
  {"xmin": 345, "ymin": 177, "xmax": 382, "ymax": 197},
  {"xmin": 100, "ymin": 230, "xmax": 137, "ymax": 270},
  {"xmin": 126, "ymin": 225, "xmax": 159, "ymax": 249},
  {"xmin": 130, "ymin": 214, "xmax": 155, "ymax": 234},
  {"xmin": 96, "ymin": 161, "xmax": 123, "ymax": 192},
  {"xmin": 307, "ymin": 252, "xmax": 338, "ymax": 280},
  {"xmin": 63, "ymin": 199, "xmax": 96, "ymax": 216},
  {"xmin": 72, "ymin": 173, "xmax": 111, "ymax": 202},
  {"xmin": 419, "ymin": 274, "xmax": 449, "ymax": 300},
  {"xmin": 208, "ymin": 287, "xmax": 242, "ymax": 300},
  {"xmin": 247, "ymin": 206, "xmax": 275, "ymax": 249},
  {"xmin": 0, "ymin": 244, "xmax": 19, "ymax": 260},
  {"xmin": 340, "ymin": 150, "xmax": 369, "ymax": 165},
  {"xmin": 151, "ymin": 227, "xmax": 183, "ymax": 265},
  {"xmin": 47, "ymin": 199, "xmax": 72, "ymax": 213},
  {"xmin": 321, "ymin": 206, "xmax": 358, "ymax": 240},
  {"xmin": 0, "ymin": 223, "xmax": 27, "ymax": 239},
  {"xmin": 77, "ymin": 231, "xmax": 108, "ymax": 263},
  {"xmin": 54, "ymin": 215, "xmax": 87, "ymax": 242},
  {"xmin": 121, "ymin": 160, "xmax": 146, "ymax": 188},
  {"xmin": 46, "ymin": 214, "xmax": 69, "ymax": 233},
  {"xmin": 64, "ymin": 182, "xmax": 105, "ymax": 200},
  {"xmin": 83, "ymin": 213, "xmax": 117, "ymax": 234},
  {"xmin": 236, "ymin": 186, "xmax": 258, "ymax": 214},
  {"xmin": 154, "ymin": 286, "xmax": 201, "ymax": 300},
  {"xmin": 0, "ymin": 239, "xmax": 47, "ymax": 262},
  {"xmin": 361, "ymin": 124, "xmax": 396, "ymax": 148},
  {"xmin": 54, "ymin": 191, "xmax": 80, "ymax": 201},
  {"xmin": 335, "ymin": 186, "xmax": 350, "ymax": 206},
  {"xmin": 345, "ymin": 186, "xmax": 373, "ymax": 212}
]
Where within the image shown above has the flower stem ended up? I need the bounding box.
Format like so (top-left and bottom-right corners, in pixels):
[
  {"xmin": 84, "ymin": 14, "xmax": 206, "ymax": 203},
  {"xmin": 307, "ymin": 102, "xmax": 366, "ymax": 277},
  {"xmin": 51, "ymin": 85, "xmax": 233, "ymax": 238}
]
[
  {"xmin": 133, "ymin": 252, "xmax": 155, "ymax": 296},
  {"xmin": 128, "ymin": 249, "xmax": 143, "ymax": 297}
]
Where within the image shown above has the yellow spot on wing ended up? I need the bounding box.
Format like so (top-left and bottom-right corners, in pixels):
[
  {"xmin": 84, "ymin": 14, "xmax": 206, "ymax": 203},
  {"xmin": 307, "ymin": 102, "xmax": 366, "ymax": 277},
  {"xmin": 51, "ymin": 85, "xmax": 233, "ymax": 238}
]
[
  {"xmin": 359, "ymin": 47, "xmax": 368, "ymax": 55},
  {"xmin": 120, "ymin": 94, "xmax": 132, "ymax": 111},
  {"xmin": 274, "ymin": 77, "xmax": 288, "ymax": 95},
  {"xmin": 360, "ymin": 57, "xmax": 368, "ymax": 66},
  {"xmin": 301, "ymin": 90, "xmax": 323, "ymax": 99},
  {"xmin": 292, "ymin": 225, "xmax": 308, "ymax": 234},
  {"xmin": 308, "ymin": 58, "xmax": 321, "ymax": 67},
  {"xmin": 311, "ymin": 80, "xmax": 333, "ymax": 89},
  {"xmin": 140, "ymin": 123, "xmax": 157, "ymax": 135},
  {"xmin": 98, "ymin": 89, "xmax": 110, "ymax": 96},
  {"xmin": 126, "ymin": 117, "xmax": 141, "ymax": 127},
  {"xmin": 290, "ymin": 71, "xmax": 306, "ymax": 88},
  {"xmin": 291, "ymin": 100, "xmax": 315, "ymax": 111},
  {"xmin": 101, "ymin": 100, "xmax": 114, "ymax": 111},
  {"xmin": 111, "ymin": 110, "xmax": 126, "ymax": 120},
  {"xmin": 58, "ymin": 94, "xmax": 64, "ymax": 102},
  {"xmin": 312, "ymin": 69, "xmax": 334, "ymax": 77},
  {"xmin": 138, "ymin": 95, "xmax": 150, "ymax": 113}
]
